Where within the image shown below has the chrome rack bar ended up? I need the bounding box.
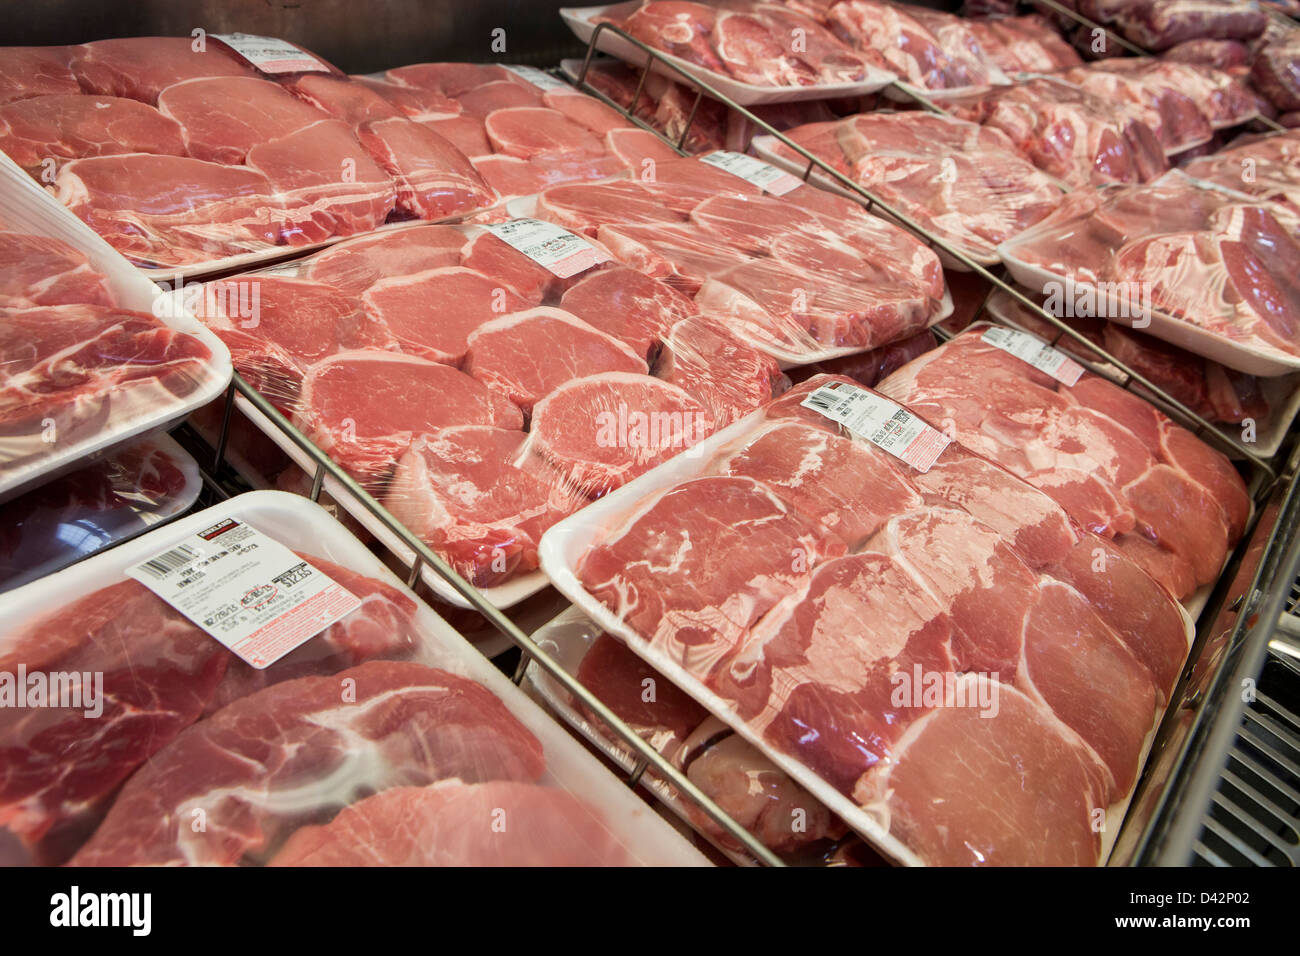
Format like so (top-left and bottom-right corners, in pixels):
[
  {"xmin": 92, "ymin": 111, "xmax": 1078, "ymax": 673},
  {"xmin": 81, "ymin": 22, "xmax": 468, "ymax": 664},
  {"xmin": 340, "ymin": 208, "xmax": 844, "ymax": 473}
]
[
  {"xmin": 574, "ymin": 22, "xmax": 1276, "ymax": 483},
  {"xmin": 224, "ymin": 374, "xmax": 784, "ymax": 867}
]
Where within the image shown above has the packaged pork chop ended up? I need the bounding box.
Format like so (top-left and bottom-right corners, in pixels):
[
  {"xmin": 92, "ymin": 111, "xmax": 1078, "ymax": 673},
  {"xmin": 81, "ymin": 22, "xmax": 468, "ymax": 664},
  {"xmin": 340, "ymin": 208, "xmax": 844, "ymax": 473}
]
[
  {"xmin": 539, "ymin": 373, "xmax": 1201, "ymax": 866},
  {"xmin": 192, "ymin": 157, "xmax": 948, "ymax": 605},
  {"xmin": 0, "ymin": 38, "xmax": 660, "ymax": 275},
  {"xmin": 0, "ymin": 490, "xmax": 706, "ymax": 867},
  {"xmin": 0, "ymin": 158, "xmax": 231, "ymax": 503},
  {"xmin": 997, "ymin": 170, "xmax": 1300, "ymax": 376}
]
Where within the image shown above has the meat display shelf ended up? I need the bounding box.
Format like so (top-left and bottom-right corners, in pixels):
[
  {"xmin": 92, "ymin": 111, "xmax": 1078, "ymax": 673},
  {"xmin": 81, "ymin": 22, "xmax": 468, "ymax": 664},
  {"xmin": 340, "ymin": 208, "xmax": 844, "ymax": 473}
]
[
  {"xmin": 568, "ymin": 21, "xmax": 1279, "ymax": 484},
  {"xmin": 204, "ymin": 375, "xmax": 785, "ymax": 866},
  {"xmin": 182, "ymin": 27, "xmax": 1300, "ymax": 867}
]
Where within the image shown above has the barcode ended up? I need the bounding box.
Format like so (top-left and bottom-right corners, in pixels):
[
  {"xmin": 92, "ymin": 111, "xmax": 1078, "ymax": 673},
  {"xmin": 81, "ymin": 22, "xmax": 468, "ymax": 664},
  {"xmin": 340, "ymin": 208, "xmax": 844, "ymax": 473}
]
[
  {"xmin": 803, "ymin": 388, "xmax": 844, "ymax": 414},
  {"xmin": 137, "ymin": 544, "xmax": 201, "ymax": 579}
]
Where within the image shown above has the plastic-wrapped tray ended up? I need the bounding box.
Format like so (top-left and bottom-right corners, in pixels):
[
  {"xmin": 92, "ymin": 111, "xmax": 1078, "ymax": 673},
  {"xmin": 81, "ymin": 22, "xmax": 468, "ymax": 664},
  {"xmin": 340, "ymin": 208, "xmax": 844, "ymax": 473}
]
[
  {"xmin": 981, "ymin": 289, "xmax": 1300, "ymax": 461},
  {"xmin": 538, "ymin": 380, "xmax": 1207, "ymax": 866},
  {"xmin": 560, "ymin": 3, "xmax": 896, "ymax": 106},
  {"xmin": 0, "ymin": 433, "xmax": 200, "ymax": 593},
  {"xmin": 0, "ymin": 153, "xmax": 232, "ymax": 503},
  {"xmin": 0, "ymin": 489, "xmax": 709, "ymax": 866},
  {"xmin": 997, "ymin": 172, "xmax": 1300, "ymax": 377}
]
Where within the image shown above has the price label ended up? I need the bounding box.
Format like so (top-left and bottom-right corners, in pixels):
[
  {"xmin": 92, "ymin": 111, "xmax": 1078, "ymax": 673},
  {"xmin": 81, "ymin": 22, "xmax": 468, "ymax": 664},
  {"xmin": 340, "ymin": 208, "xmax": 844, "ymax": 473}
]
[
  {"xmin": 127, "ymin": 519, "xmax": 361, "ymax": 669},
  {"xmin": 485, "ymin": 218, "xmax": 612, "ymax": 278},
  {"xmin": 212, "ymin": 33, "xmax": 331, "ymax": 74},
  {"xmin": 701, "ymin": 150, "xmax": 802, "ymax": 196},
  {"xmin": 801, "ymin": 382, "xmax": 951, "ymax": 472},
  {"xmin": 980, "ymin": 325, "xmax": 1084, "ymax": 386}
]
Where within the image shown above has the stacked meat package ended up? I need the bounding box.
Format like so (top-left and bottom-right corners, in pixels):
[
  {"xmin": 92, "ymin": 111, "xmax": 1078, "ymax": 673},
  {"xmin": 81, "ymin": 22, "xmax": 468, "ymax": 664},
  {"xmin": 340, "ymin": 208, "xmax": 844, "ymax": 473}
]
[
  {"xmin": 191, "ymin": 152, "xmax": 949, "ymax": 596},
  {"xmin": 544, "ymin": 370, "xmax": 1228, "ymax": 864},
  {"xmin": 0, "ymin": 492, "xmax": 703, "ymax": 866}
]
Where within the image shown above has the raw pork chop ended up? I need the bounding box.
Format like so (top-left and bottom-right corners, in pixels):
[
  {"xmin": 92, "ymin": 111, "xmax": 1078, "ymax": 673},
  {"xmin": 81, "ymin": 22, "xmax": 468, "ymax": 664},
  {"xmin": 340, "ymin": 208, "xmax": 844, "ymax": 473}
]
[
  {"xmin": 471, "ymin": 152, "xmax": 628, "ymax": 202},
  {"xmin": 0, "ymin": 580, "xmax": 226, "ymax": 864},
  {"xmin": 0, "ymin": 305, "xmax": 212, "ymax": 463},
  {"xmin": 356, "ymin": 117, "xmax": 497, "ymax": 220},
  {"xmin": 423, "ymin": 114, "xmax": 492, "ymax": 158},
  {"xmin": 0, "ymin": 95, "xmax": 187, "ymax": 176},
  {"xmin": 0, "ymin": 554, "xmax": 423, "ymax": 864},
  {"xmin": 385, "ymin": 62, "xmax": 517, "ymax": 98},
  {"xmin": 384, "ymin": 426, "xmax": 580, "ymax": 587},
  {"xmin": 577, "ymin": 475, "xmax": 845, "ymax": 674},
  {"xmin": 0, "ymin": 233, "xmax": 114, "ymax": 309},
  {"xmin": 854, "ymin": 676, "xmax": 1111, "ymax": 865},
  {"xmin": 70, "ymin": 36, "xmax": 258, "ymax": 104},
  {"xmin": 54, "ymin": 153, "xmax": 291, "ymax": 266},
  {"xmin": 246, "ymin": 120, "xmax": 398, "ymax": 243},
  {"xmin": 198, "ymin": 275, "xmax": 393, "ymax": 408},
  {"xmin": 543, "ymin": 89, "xmax": 631, "ymax": 136},
  {"xmin": 653, "ymin": 316, "xmax": 787, "ymax": 427},
  {"xmin": 269, "ymin": 781, "xmax": 636, "ymax": 866},
  {"xmin": 69, "ymin": 662, "xmax": 546, "ymax": 866},
  {"xmin": 0, "ymin": 46, "xmax": 80, "ymax": 104},
  {"xmin": 460, "ymin": 231, "xmax": 560, "ymax": 302},
  {"xmin": 302, "ymin": 225, "xmax": 468, "ymax": 296},
  {"xmin": 466, "ymin": 308, "xmax": 649, "ymax": 414},
  {"xmin": 361, "ymin": 266, "xmax": 531, "ymax": 366},
  {"xmin": 524, "ymin": 372, "xmax": 715, "ymax": 497},
  {"xmin": 559, "ymin": 265, "xmax": 699, "ymax": 360},
  {"xmin": 621, "ymin": 2, "xmax": 728, "ymax": 74},
  {"xmin": 712, "ymin": 421, "xmax": 924, "ymax": 549},
  {"xmin": 157, "ymin": 76, "xmax": 330, "ymax": 164},
  {"xmin": 294, "ymin": 349, "xmax": 523, "ymax": 490},
  {"xmin": 484, "ymin": 107, "xmax": 606, "ymax": 159},
  {"xmin": 455, "ymin": 80, "xmax": 545, "ymax": 116},
  {"xmin": 284, "ymin": 72, "xmax": 406, "ymax": 124}
]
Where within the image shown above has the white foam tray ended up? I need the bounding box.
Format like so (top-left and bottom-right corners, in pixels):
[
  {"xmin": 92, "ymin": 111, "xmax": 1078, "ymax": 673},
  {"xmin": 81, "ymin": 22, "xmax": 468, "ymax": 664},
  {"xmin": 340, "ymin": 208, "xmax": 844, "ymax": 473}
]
[
  {"xmin": 0, "ymin": 152, "xmax": 233, "ymax": 504},
  {"xmin": 560, "ymin": 3, "xmax": 897, "ymax": 106},
  {"xmin": 981, "ymin": 292, "xmax": 1300, "ymax": 461},
  {"xmin": 538, "ymin": 398, "xmax": 1198, "ymax": 866},
  {"xmin": 0, "ymin": 489, "xmax": 709, "ymax": 867},
  {"xmin": 525, "ymin": 604, "xmax": 760, "ymax": 866},
  {"xmin": 996, "ymin": 241, "xmax": 1300, "ymax": 378}
]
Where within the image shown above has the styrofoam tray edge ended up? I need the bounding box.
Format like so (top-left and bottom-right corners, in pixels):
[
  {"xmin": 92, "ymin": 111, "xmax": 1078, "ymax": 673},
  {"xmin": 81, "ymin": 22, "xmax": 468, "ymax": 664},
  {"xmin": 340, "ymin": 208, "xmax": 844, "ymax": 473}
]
[
  {"xmin": 995, "ymin": 244, "xmax": 1300, "ymax": 377},
  {"xmin": 560, "ymin": 4, "xmax": 897, "ymax": 105}
]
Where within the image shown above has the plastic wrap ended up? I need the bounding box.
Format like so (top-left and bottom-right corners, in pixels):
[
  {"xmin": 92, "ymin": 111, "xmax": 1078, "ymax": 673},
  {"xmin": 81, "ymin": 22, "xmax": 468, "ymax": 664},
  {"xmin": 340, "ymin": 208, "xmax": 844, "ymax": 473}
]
[
  {"xmin": 0, "ymin": 434, "xmax": 199, "ymax": 592},
  {"xmin": 754, "ymin": 111, "xmax": 1067, "ymax": 262},
  {"xmin": 944, "ymin": 75, "xmax": 1168, "ymax": 188},
  {"xmin": 1161, "ymin": 37, "xmax": 1250, "ymax": 69},
  {"xmin": 539, "ymin": 373, "xmax": 1197, "ymax": 865},
  {"xmin": 191, "ymin": 213, "xmax": 805, "ymax": 602},
  {"xmin": 570, "ymin": 57, "xmax": 730, "ymax": 153},
  {"xmin": 526, "ymin": 154, "xmax": 950, "ymax": 359},
  {"xmin": 1060, "ymin": 59, "xmax": 1258, "ymax": 143},
  {"xmin": 997, "ymin": 170, "xmax": 1300, "ymax": 373},
  {"xmin": 981, "ymin": 286, "xmax": 1274, "ymax": 426},
  {"xmin": 964, "ymin": 15, "xmax": 1084, "ymax": 73},
  {"xmin": 576, "ymin": 0, "xmax": 893, "ymax": 94},
  {"xmin": 1250, "ymin": 33, "xmax": 1300, "ymax": 114},
  {"xmin": 0, "ymin": 37, "xmax": 505, "ymax": 272},
  {"xmin": 1077, "ymin": 0, "xmax": 1268, "ymax": 52},
  {"xmin": 527, "ymin": 605, "xmax": 860, "ymax": 864},
  {"xmin": 876, "ymin": 321, "xmax": 1250, "ymax": 599},
  {"xmin": 0, "ymin": 490, "xmax": 706, "ymax": 867},
  {"xmin": 368, "ymin": 61, "xmax": 656, "ymax": 201},
  {"xmin": 820, "ymin": 0, "xmax": 1008, "ymax": 91},
  {"xmin": 1183, "ymin": 129, "xmax": 1300, "ymax": 215},
  {"xmin": 0, "ymin": 163, "xmax": 231, "ymax": 502}
]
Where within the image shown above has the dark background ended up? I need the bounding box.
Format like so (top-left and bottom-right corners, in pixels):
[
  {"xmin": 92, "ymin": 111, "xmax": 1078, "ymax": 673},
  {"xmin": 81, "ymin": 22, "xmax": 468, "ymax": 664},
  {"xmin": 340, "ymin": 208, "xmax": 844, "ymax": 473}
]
[{"xmin": 0, "ymin": 0, "xmax": 961, "ymax": 74}]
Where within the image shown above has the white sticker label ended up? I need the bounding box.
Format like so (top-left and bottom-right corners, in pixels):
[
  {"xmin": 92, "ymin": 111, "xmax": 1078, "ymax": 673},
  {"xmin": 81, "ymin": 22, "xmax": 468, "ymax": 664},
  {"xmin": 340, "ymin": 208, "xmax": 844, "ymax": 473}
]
[
  {"xmin": 801, "ymin": 382, "xmax": 951, "ymax": 472},
  {"xmin": 485, "ymin": 218, "xmax": 612, "ymax": 278},
  {"xmin": 980, "ymin": 326, "xmax": 1084, "ymax": 386},
  {"xmin": 127, "ymin": 519, "xmax": 362, "ymax": 669},
  {"xmin": 701, "ymin": 150, "xmax": 802, "ymax": 196},
  {"xmin": 212, "ymin": 33, "xmax": 331, "ymax": 74},
  {"xmin": 503, "ymin": 64, "xmax": 570, "ymax": 92}
]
